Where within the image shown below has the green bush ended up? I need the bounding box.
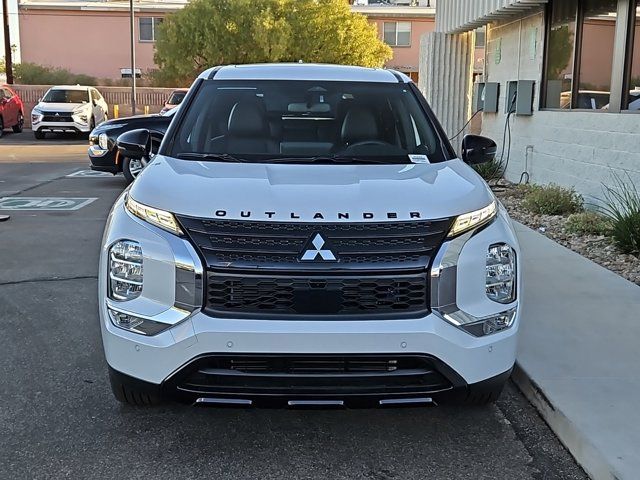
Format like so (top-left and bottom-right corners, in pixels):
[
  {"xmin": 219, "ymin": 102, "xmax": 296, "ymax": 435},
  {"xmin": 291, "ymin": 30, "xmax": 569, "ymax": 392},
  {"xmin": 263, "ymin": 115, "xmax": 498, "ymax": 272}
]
[
  {"xmin": 522, "ymin": 184, "xmax": 583, "ymax": 215},
  {"xmin": 473, "ymin": 159, "xmax": 503, "ymax": 182},
  {"xmin": 598, "ymin": 173, "xmax": 640, "ymax": 254},
  {"xmin": 565, "ymin": 211, "xmax": 611, "ymax": 236},
  {"xmin": 14, "ymin": 63, "xmax": 97, "ymax": 86}
]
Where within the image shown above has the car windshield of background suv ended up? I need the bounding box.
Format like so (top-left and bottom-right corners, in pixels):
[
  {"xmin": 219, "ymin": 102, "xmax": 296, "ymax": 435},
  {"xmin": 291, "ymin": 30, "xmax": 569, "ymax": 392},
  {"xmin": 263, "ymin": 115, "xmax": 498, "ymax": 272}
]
[
  {"xmin": 169, "ymin": 80, "xmax": 450, "ymax": 164},
  {"xmin": 43, "ymin": 90, "xmax": 89, "ymax": 103}
]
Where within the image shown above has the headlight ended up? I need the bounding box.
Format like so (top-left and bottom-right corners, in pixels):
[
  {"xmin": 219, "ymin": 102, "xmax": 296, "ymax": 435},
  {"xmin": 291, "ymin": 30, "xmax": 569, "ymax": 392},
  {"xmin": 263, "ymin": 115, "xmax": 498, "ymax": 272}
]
[
  {"xmin": 108, "ymin": 240, "xmax": 143, "ymax": 301},
  {"xmin": 486, "ymin": 243, "xmax": 517, "ymax": 304},
  {"xmin": 125, "ymin": 195, "xmax": 183, "ymax": 235},
  {"xmin": 448, "ymin": 201, "xmax": 497, "ymax": 237},
  {"xmin": 31, "ymin": 108, "xmax": 43, "ymax": 124},
  {"xmin": 107, "ymin": 308, "xmax": 170, "ymax": 336},
  {"xmin": 98, "ymin": 133, "xmax": 109, "ymax": 150}
]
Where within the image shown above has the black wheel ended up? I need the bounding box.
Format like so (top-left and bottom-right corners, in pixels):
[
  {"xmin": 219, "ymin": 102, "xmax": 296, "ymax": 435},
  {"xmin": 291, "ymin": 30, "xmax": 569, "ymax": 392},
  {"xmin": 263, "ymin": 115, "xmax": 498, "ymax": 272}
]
[
  {"xmin": 122, "ymin": 156, "xmax": 147, "ymax": 184},
  {"xmin": 34, "ymin": 130, "xmax": 45, "ymax": 140},
  {"xmin": 12, "ymin": 112, "xmax": 24, "ymax": 133},
  {"xmin": 109, "ymin": 369, "xmax": 162, "ymax": 406},
  {"xmin": 0, "ymin": 116, "xmax": 4, "ymax": 138}
]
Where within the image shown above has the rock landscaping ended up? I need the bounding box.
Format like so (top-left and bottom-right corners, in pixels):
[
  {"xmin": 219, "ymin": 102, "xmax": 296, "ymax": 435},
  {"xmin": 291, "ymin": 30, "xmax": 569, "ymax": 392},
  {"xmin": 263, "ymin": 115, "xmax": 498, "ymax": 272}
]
[{"xmin": 492, "ymin": 183, "xmax": 640, "ymax": 286}]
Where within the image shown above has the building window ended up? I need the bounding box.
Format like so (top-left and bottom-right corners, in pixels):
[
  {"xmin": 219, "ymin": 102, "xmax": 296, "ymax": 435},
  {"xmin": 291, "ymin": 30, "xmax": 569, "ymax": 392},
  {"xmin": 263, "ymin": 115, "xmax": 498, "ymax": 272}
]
[
  {"xmin": 576, "ymin": 0, "xmax": 618, "ymax": 108},
  {"xmin": 475, "ymin": 27, "xmax": 486, "ymax": 48},
  {"xmin": 383, "ymin": 22, "xmax": 411, "ymax": 46},
  {"xmin": 542, "ymin": 0, "xmax": 630, "ymax": 110},
  {"xmin": 626, "ymin": 2, "xmax": 640, "ymax": 110},
  {"xmin": 139, "ymin": 17, "xmax": 163, "ymax": 42}
]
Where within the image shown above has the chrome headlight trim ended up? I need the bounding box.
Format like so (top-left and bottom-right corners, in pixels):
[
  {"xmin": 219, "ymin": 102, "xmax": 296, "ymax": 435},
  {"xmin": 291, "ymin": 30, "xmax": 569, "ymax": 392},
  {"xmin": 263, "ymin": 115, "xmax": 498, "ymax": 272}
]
[{"xmin": 430, "ymin": 229, "xmax": 518, "ymax": 337}]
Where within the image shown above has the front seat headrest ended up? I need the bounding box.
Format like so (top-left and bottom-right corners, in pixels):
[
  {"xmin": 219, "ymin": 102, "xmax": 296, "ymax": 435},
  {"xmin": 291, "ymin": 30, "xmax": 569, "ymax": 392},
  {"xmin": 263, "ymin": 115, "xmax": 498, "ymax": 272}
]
[
  {"xmin": 341, "ymin": 106, "xmax": 379, "ymax": 145},
  {"xmin": 228, "ymin": 97, "xmax": 267, "ymax": 137}
]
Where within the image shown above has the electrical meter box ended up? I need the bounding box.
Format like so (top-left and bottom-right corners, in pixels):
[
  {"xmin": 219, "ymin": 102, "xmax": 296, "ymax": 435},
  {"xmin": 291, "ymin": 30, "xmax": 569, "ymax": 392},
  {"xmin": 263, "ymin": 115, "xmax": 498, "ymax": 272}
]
[
  {"xmin": 477, "ymin": 82, "xmax": 499, "ymax": 113},
  {"xmin": 506, "ymin": 80, "xmax": 535, "ymax": 115}
]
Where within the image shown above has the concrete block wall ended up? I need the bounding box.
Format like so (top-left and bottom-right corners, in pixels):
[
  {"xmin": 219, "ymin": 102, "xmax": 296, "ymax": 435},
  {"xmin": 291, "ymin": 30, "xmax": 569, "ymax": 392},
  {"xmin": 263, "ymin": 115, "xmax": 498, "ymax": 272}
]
[{"xmin": 480, "ymin": 11, "xmax": 640, "ymax": 201}]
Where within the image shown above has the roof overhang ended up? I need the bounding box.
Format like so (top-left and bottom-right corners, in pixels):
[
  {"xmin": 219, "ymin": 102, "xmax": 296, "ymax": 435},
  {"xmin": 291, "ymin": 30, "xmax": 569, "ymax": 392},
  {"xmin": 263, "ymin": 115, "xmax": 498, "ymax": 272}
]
[{"xmin": 436, "ymin": 0, "xmax": 548, "ymax": 34}]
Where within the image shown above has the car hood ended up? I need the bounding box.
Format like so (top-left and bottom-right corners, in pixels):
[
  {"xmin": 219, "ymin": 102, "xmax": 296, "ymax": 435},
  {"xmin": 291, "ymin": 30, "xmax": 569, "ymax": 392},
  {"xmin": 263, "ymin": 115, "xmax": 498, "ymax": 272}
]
[
  {"xmin": 129, "ymin": 157, "xmax": 495, "ymax": 222},
  {"xmin": 35, "ymin": 102, "xmax": 89, "ymax": 112}
]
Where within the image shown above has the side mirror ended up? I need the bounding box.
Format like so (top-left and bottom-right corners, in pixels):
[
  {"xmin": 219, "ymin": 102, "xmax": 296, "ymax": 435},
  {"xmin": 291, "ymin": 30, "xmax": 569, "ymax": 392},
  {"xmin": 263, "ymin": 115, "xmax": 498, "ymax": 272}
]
[
  {"xmin": 117, "ymin": 129, "xmax": 151, "ymax": 160},
  {"xmin": 461, "ymin": 135, "xmax": 498, "ymax": 165}
]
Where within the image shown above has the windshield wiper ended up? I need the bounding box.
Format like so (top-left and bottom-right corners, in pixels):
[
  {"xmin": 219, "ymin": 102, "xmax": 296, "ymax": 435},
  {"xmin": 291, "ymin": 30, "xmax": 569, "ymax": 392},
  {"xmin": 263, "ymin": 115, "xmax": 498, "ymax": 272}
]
[
  {"xmin": 175, "ymin": 152, "xmax": 248, "ymax": 163},
  {"xmin": 267, "ymin": 156, "xmax": 391, "ymax": 165}
]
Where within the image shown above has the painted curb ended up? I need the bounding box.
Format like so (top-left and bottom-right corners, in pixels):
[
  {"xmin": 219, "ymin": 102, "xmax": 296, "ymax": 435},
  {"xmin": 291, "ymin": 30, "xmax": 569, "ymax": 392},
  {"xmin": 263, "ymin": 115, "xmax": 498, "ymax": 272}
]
[{"xmin": 512, "ymin": 363, "xmax": 620, "ymax": 480}]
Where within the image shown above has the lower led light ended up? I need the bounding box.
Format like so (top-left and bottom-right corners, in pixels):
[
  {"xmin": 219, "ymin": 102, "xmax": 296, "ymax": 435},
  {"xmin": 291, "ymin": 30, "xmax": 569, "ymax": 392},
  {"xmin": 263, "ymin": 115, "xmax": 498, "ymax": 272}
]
[
  {"xmin": 459, "ymin": 308, "xmax": 518, "ymax": 337},
  {"xmin": 108, "ymin": 308, "xmax": 170, "ymax": 336}
]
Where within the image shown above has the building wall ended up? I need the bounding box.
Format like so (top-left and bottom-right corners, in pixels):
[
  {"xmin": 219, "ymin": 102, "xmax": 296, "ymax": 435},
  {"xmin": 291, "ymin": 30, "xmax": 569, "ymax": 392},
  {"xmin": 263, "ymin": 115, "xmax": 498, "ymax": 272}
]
[
  {"xmin": 369, "ymin": 17, "xmax": 435, "ymax": 75},
  {"xmin": 18, "ymin": 10, "xmax": 160, "ymax": 79},
  {"xmin": 480, "ymin": 10, "xmax": 640, "ymax": 201}
]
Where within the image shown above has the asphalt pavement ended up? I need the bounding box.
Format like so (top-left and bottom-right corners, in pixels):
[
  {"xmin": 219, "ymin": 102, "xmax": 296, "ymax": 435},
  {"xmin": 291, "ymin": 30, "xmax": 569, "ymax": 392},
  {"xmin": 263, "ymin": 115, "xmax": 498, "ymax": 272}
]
[{"xmin": 0, "ymin": 132, "xmax": 587, "ymax": 480}]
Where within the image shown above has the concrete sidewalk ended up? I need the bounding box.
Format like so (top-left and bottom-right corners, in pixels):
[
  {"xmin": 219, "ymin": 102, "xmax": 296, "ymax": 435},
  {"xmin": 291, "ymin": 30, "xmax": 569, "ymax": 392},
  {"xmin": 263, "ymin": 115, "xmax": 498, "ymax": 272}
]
[{"xmin": 513, "ymin": 222, "xmax": 640, "ymax": 480}]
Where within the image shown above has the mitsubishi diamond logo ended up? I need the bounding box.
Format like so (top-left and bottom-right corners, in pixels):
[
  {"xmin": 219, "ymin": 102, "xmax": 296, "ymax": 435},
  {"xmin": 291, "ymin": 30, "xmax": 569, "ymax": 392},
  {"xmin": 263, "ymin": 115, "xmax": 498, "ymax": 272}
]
[
  {"xmin": 300, "ymin": 234, "xmax": 337, "ymax": 262},
  {"xmin": 55, "ymin": 112, "xmax": 60, "ymax": 116}
]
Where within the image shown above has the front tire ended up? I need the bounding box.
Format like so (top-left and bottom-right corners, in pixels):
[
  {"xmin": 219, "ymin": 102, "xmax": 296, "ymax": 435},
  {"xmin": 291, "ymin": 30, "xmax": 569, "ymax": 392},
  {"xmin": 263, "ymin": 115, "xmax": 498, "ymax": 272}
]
[
  {"xmin": 122, "ymin": 157, "xmax": 146, "ymax": 184},
  {"xmin": 109, "ymin": 369, "xmax": 162, "ymax": 407},
  {"xmin": 34, "ymin": 130, "xmax": 45, "ymax": 140},
  {"xmin": 12, "ymin": 112, "xmax": 24, "ymax": 133}
]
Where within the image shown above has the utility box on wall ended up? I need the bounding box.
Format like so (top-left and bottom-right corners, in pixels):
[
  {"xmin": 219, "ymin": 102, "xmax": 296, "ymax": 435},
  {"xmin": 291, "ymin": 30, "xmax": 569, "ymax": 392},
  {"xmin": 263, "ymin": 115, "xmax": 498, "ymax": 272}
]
[
  {"xmin": 476, "ymin": 82, "xmax": 499, "ymax": 113},
  {"xmin": 506, "ymin": 80, "xmax": 535, "ymax": 115}
]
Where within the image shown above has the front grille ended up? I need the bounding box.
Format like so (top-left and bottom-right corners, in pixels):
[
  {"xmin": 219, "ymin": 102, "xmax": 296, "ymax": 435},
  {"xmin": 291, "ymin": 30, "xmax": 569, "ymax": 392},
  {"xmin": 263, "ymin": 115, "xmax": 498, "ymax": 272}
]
[
  {"xmin": 42, "ymin": 112, "xmax": 73, "ymax": 122},
  {"xmin": 169, "ymin": 355, "xmax": 453, "ymax": 399},
  {"xmin": 177, "ymin": 217, "xmax": 452, "ymax": 272},
  {"xmin": 206, "ymin": 272, "xmax": 428, "ymax": 318}
]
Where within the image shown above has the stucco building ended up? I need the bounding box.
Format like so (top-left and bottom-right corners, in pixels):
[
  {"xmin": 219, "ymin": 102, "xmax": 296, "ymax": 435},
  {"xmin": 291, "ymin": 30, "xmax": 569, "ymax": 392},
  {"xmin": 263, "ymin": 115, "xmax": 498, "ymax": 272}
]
[
  {"xmin": 422, "ymin": 0, "xmax": 640, "ymax": 200},
  {"xmin": 14, "ymin": 0, "xmax": 436, "ymax": 82}
]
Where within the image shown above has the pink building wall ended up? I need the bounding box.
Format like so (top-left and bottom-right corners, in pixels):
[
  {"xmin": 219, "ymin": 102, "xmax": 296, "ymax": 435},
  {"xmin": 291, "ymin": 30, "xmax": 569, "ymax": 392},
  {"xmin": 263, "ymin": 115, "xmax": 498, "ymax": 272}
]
[
  {"xmin": 369, "ymin": 17, "xmax": 435, "ymax": 77},
  {"xmin": 19, "ymin": 10, "xmax": 160, "ymax": 79},
  {"xmin": 18, "ymin": 9, "xmax": 435, "ymax": 82}
]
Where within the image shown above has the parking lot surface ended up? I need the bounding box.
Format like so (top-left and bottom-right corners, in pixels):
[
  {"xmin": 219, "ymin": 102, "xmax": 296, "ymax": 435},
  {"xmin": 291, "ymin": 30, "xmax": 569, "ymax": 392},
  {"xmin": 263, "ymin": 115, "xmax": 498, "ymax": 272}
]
[{"xmin": 0, "ymin": 133, "xmax": 587, "ymax": 479}]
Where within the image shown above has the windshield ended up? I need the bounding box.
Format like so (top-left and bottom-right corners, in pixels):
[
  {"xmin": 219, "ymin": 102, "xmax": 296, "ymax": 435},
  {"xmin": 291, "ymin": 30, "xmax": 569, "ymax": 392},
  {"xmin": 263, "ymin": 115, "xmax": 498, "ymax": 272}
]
[
  {"xmin": 42, "ymin": 89, "xmax": 89, "ymax": 104},
  {"xmin": 168, "ymin": 80, "xmax": 449, "ymax": 164},
  {"xmin": 167, "ymin": 91, "xmax": 187, "ymax": 105}
]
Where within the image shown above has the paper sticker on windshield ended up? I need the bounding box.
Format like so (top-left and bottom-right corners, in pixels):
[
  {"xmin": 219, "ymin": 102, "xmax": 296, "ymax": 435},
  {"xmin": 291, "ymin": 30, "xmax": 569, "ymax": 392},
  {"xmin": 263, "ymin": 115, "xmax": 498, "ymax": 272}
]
[{"xmin": 409, "ymin": 154, "xmax": 430, "ymax": 164}]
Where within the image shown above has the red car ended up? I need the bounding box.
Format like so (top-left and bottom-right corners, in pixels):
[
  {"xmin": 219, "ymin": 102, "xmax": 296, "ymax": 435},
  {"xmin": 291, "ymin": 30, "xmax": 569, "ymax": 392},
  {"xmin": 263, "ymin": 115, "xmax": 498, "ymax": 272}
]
[{"xmin": 0, "ymin": 85, "xmax": 25, "ymax": 138}]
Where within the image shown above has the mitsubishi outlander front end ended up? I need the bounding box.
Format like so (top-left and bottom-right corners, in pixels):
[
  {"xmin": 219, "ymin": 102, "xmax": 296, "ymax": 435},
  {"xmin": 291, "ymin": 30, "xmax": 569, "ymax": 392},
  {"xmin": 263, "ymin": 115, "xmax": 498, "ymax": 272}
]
[{"xmin": 99, "ymin": 64, "xmax": 520, "ymax": 407}]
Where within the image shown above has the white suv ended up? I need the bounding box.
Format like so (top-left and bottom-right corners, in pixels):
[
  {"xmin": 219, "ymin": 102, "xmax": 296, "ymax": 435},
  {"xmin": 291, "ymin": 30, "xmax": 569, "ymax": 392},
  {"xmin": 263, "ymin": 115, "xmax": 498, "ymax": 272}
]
[
  {"xmin": 100, "ymin": 64, "xmax": 520, "ymax": 408},
  {"xmin": 31, "ymin": 85, "xmax": 108, "ymax": 139}
]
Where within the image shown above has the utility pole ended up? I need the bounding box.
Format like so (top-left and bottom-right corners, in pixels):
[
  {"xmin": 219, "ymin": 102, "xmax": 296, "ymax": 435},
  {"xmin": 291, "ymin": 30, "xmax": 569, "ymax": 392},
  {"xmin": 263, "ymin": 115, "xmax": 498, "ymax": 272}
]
[
  {"xmin": 129, "ymin": 0, "xmax": 136, "ymax": 115},
  {"xmin": 2, "ymin": 0, "xmax": 13, "ymax": 84}
]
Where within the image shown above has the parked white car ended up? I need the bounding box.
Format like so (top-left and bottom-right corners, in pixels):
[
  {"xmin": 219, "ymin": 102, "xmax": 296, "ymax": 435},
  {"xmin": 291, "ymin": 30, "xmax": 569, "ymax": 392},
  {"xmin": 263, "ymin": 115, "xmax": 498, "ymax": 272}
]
[
  {"xmin": 100, "ymin": 64, "xmax": 520, "ymax": 408},
  {"xmin": 31, "ymin": 85, "xmax": 108, "ymax": 139}
]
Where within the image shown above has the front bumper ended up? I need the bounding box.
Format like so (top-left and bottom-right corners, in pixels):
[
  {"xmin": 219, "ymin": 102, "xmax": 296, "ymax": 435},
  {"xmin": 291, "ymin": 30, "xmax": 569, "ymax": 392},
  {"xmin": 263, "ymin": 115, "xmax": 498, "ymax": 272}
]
[
  {"xmin": 88, "ymin": 145, "xmax": 119, "ymax": 174},
  {"xmin": 34, "ymin": 120, "xmax": 91, "ymax": 134},
  {"xmin": 99, "ymin": 194, "xmax": 521, "ymax": 404}
]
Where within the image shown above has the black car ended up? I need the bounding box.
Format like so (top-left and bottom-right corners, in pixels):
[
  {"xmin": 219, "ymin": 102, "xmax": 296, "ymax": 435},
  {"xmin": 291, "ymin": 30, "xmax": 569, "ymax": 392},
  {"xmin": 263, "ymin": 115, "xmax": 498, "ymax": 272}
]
[{"xmin": 88, "ymin": 108, "xmax": 176, "ymax": 183}]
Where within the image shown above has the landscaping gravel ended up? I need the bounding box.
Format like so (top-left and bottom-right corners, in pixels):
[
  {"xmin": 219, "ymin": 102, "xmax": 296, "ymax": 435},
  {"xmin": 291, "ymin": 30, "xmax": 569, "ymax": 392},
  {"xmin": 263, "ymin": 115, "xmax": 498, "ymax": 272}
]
[{"xmin": 493, "ymin": 184, "xmax": 640, "ymax": 287}]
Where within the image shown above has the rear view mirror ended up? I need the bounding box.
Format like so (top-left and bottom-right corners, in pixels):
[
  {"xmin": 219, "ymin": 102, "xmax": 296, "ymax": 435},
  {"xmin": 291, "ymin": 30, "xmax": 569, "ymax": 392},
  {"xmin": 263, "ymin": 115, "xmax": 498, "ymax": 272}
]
[
  {"xmin": 461, "ymin": 135, "xmax": 497, "ymax": 165},
  {"xmin": 117, "ymin": 129, "xmax": 151, "ymax": 160}
]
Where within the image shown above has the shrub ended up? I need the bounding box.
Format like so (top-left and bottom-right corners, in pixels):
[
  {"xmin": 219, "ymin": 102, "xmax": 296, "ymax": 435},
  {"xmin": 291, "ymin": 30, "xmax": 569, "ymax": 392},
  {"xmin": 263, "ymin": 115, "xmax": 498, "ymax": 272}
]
[
  {"xmin": 522, "ymin": 184, "xmax": 583, "ymax": 215},
  {"xmin": 565, "ymin": 211, "xmax": 611, "ymax": 236},
  {"xmin": 14, "ymin": 62, "xmax": 97, "ymax": 86},
  {"xmin": 473, "ymin": 159, "xmax": 503, "ymax": 182},
  {"xmin": 598, "ymin": 173, "xmax": 640, "ymax": 254}
]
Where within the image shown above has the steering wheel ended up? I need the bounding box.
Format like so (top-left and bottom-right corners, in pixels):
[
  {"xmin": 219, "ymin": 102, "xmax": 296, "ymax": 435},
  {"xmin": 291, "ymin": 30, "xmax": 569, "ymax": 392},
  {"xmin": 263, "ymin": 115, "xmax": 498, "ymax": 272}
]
[{"xmin": 346, "ymin": 140, "xmax": 393, "ymax": 149}]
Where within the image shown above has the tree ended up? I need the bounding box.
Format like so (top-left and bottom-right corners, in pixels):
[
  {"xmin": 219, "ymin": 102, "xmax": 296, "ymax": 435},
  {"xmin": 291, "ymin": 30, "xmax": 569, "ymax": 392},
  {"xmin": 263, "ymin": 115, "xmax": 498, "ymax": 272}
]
[{"xmin": 154, "ymin": 0, "xmax": 392, "ymax": 84}]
